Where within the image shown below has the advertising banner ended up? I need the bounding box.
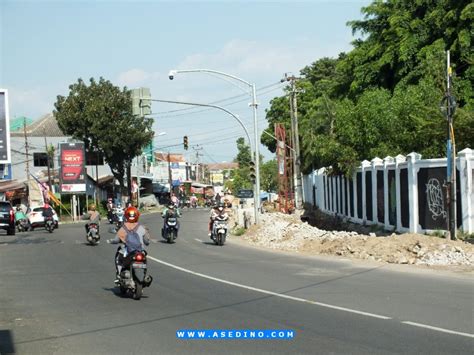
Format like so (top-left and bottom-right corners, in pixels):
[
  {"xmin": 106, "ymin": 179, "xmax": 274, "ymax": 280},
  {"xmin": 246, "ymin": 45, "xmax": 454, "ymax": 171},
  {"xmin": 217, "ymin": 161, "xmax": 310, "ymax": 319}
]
[
  {"xmin": 60, "ymin": 142, "xmax": 86, "ymax": 193},
  {"xmin": 0, "ymin": 90, "xmax": 11, "ymax": 164}
]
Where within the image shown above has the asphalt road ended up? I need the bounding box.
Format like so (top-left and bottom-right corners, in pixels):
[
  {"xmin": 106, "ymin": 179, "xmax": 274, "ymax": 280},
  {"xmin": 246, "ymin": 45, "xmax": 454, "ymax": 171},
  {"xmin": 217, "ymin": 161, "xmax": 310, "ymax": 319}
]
[{"xmin": 0, "ymin": 209, "xmax": 472, "ymax": 354}]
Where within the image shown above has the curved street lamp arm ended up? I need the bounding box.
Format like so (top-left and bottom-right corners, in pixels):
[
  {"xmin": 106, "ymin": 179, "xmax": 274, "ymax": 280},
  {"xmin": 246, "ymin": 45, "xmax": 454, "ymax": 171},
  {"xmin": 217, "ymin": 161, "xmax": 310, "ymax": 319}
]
[
  {"xmin": 169, "ymin": 69, "xmax": 252, "ymax": 88},
  {"xmin": 151, "ymin": 99, "xmax": 253, "ymax": 150}
]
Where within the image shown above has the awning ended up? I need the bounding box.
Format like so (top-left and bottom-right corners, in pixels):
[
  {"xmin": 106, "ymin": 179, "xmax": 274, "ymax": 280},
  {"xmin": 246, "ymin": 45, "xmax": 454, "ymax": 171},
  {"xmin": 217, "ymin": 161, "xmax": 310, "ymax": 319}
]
[{"xmin": 0, "ymin": 180, "xmax": 27, "ymax": 193}]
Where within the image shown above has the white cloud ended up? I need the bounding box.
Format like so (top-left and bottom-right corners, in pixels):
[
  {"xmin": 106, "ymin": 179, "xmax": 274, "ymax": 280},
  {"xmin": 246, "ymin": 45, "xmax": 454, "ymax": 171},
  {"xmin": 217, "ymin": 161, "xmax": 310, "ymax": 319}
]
[
  {"xmin": 116, "ymin": 68, "xmax": 161, "ymax": 87},
  {"xmin": 7, "ymin": 87, "xmax": 54, "ymax": 119},
  {"xmin": 175, "ymin": 39, "xmax": 331, "ymax": 81}
]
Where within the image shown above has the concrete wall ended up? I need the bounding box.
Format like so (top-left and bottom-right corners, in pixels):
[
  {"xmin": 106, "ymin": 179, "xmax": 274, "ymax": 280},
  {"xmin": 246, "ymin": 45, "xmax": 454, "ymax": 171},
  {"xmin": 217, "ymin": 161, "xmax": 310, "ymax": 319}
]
[{"xmin": 303, "ymin": 149, "xmax": 474, "ymax": 234}]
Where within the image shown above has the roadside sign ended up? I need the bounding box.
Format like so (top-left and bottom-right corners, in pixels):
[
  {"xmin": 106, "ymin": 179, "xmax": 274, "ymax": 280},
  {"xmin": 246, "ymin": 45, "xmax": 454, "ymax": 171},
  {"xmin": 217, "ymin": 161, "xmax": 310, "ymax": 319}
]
[
  {"xmin": 59, "ymin": 142, "xmax": 86, "ymax": 193},
  {"xmin": 0, "ymin": 90, "xmax": 12, "ymax": 164}
]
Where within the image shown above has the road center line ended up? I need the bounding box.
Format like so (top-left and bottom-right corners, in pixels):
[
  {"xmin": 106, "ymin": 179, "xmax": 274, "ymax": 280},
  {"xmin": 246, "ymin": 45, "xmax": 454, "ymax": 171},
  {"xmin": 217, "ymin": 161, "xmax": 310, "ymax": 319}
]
[
  {"xmin": 401, "ymin": 321, "xmax": 474, "ymax": 338},
  {"xmin": 147, "ymin": 255, "xmax": 390, "ymax": 320},
  {"xmin": 148, "ymin": 256, "xmax": 474, "ymax": 338}
]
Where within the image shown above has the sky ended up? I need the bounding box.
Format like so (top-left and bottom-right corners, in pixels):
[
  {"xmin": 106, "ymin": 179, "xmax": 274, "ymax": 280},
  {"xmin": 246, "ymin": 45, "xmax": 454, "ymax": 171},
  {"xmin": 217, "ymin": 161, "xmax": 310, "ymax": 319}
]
[{"xmin": 1, "ymin": 0, "xmax": 371, "ymax": 163}]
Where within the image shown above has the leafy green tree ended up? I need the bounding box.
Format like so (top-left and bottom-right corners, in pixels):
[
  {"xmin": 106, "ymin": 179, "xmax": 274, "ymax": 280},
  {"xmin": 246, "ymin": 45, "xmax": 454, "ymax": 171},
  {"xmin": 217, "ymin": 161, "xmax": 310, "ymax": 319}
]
[
  {"xmin": 54, "ymin": 77, "xmax": 153, "ymax": 193},
  {"xmin": 229, "ymin": 137, "xmax": 253, "ymax": 192},
  {"xmin": 260, "ymin": 159, "xmax": 278, "ymax": 192},
  {"xmin": 261, "ymin": 0, "xmax": 473, "ymax": 177}
]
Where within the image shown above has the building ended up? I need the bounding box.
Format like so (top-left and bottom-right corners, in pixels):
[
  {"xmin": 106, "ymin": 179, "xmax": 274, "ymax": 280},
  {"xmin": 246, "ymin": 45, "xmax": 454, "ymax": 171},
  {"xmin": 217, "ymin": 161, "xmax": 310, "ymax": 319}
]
[
  {"xmin": 6, "ymin": 113, "xmax": 113, "ymax": 205},
  {"xmin": 205, "ymin": 162, "xmax": 239, "ymax": 186}
]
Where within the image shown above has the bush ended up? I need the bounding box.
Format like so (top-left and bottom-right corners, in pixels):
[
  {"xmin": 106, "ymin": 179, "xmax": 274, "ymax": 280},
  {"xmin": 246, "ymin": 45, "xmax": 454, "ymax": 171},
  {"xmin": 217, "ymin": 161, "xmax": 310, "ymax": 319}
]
[{"xmin": 232, "ymin": 227, "xmax": 246, "ymax": 236}]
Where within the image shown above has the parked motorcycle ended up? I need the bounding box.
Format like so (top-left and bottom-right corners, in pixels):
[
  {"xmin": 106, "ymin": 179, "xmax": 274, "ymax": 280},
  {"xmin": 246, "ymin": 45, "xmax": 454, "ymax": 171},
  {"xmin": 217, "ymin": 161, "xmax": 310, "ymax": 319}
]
[
  {"xmin": 45, "ymin": 217, "xmax": 55, "ymax": 233},
  {"xmin": 162, "ymin": 213, "xmax": 179, "ymax": 244},
  {"xmin": 86, "ymin": 223, "xmax": 100, "ymax": 245},
  {"xmin": 16, "ymin": 218, "xmax": 29, "ymax": 232},
  {"xmin": 115, "ymin": 247, "xmax": 152, "ymax": 300},
  {"xmin": 211, "ymin": 215, "xmax": 229, "ymax": 246}
]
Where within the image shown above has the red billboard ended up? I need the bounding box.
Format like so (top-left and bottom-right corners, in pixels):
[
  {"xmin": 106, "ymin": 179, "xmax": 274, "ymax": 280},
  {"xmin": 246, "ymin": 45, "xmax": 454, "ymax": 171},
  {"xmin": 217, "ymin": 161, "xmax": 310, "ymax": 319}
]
[{"xmin": 60, "ymin": 142, "xmax": 86, "ymax": 193}]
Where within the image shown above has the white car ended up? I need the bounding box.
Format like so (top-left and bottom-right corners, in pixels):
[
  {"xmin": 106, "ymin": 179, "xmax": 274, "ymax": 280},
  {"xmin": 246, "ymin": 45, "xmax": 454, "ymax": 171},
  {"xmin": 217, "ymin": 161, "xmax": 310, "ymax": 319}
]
[{"xmin": 27, "ymin": 206, "xmax": 59, "ymax": 230}]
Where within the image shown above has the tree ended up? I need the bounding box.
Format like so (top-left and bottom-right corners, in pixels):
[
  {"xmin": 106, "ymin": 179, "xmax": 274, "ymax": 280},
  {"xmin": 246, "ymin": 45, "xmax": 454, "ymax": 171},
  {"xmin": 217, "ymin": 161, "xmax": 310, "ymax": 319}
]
[
  {"xmin": 234, "ymin": 137, "xmax": 252, "ymax": 167},
  {"xmin": 261, "ymin": 0, "xmax": 473, "ymax": 177},
  {"xmin": 54, "ymin": 77, "xmax": 153, "ymax": 194},
  {"xmin": 228, "ymin": 137, "xmax": 253, "ymax": 192},
  {"xmin": 260, "ymin": 159, "xmax": 278, "ymax": 192}
]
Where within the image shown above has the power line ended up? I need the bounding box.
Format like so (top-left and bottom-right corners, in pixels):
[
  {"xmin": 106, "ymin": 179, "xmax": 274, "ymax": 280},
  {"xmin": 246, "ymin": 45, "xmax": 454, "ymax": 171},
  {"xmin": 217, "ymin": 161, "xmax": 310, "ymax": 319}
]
[
  {"xmin": 153, "ymin": 81, "xmax": 283, "ymax": 116},
  {"xmin": 152, "ymin": 84, "xmax": 285, "ymax": 119},
  {"xmin": 152, "ymin": 117, "xmax": 268, "ymax": 144}
]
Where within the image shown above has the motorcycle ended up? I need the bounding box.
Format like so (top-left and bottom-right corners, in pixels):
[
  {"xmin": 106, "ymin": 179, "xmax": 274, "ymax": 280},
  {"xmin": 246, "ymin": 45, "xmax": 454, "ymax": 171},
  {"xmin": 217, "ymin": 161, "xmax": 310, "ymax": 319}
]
[
  {"xmin": 190, "ymin": 199, "xmax": 197, "ymax": 209},
  {"xmin": 45, "ymin": 216, "xmax": 55, "ymax": 233},
  {"xmin": 115, "ymin": 247, "xmax": 153, "ymax": 300},
  {"xmin": 107, "ymin": 210, "xmax": 114, "ymax": 224},
  {"xmin": 205, "ymin": 198, "xmax": 213, "ymax": 208},
  {"xmin": 16, "ymin": 218, "xmax": 29, "ymax": 232},
  {"xmin": 184, "ymin": 199, "xmax": 191, "ymax": 208},
  {"xmin": 113, "ymin": 207, "xmax": 124, "ymax": 231},
  {"xmin": 162, "ymin": 213, "xmax": 179, "ymax": 244},
  {"xmin": 211, "ymin": 215, "xmax": 229, "ymax": 246},
  {"xmin": 86, "ymin": 223, "xmax": 100, "ymax": 245}
]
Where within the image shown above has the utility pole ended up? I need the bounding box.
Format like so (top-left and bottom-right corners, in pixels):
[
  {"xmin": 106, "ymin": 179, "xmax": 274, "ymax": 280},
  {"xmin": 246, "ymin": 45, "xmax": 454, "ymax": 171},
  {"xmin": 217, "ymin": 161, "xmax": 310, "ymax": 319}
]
[
  {"xmin": 442, "ymin": 51, "xmax": 457, "ymax": 240},
  {"xmin": 23, "ymin": 118, "xmax": 31, "ymax": 205},
  {"xmin": 43, "ymin": 129, "xmax": 52, "ymax": 191},
  {"xmin": 193, "ymin": 145, "xmax": 203, "ymax": 183},
  {"xmin": 282, "ymin": 73, "xmax": 303, "ymax": 209},
  {"xmin": 167, "ymin": 152, "xmax": 172, "ymax": 196}
]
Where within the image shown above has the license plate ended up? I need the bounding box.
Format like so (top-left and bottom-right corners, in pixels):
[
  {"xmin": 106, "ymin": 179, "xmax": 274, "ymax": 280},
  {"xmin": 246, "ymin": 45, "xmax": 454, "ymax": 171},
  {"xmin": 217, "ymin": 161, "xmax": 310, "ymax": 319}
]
[{"xmin": 132, "ymin": 263, "xmax": 147, "ymax": 269}]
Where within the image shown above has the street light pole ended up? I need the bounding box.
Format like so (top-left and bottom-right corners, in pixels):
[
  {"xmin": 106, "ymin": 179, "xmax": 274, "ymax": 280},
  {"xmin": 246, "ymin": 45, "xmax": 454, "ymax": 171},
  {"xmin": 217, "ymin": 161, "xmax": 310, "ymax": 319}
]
[
  {"xmin": 251, "ymin": 83, "xmax": 261, "ymax": 223},
  {"xmin": 169, "ymin": 69, "xmax": 260, "ymax": 224}
]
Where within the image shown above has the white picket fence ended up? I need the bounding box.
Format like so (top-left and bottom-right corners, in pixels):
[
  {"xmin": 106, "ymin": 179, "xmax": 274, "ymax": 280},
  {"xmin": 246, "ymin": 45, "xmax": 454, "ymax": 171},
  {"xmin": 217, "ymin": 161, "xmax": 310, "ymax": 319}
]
[{"xmin": 303, "ymin": 148, "xmax": 474, "ymax": 234}]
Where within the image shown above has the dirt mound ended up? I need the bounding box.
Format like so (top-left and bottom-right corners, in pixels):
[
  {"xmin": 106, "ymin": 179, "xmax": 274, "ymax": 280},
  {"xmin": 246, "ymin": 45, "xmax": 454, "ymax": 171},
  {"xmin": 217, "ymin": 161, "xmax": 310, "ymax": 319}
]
[{"xmin": 238, "ymin": 211, "xmax": 474, "ymax": 268}]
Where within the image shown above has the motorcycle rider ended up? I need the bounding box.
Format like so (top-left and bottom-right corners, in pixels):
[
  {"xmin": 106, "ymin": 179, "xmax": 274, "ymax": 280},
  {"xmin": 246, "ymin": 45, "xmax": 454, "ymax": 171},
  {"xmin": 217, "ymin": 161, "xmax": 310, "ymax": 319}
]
[
  {"xmin": 84, "ymin": 204, "xmax": 101, "ymax": 235},
  {"xmin": 42, "ymin": 202, "xmax": 54, "ymax": 219},
  {"xmin": 107, "ymin": 206, "xmax": 150, "ymax": 282},
  {"xmin": 15, "ymin": 205, "xmax": 29, "ymax": 229},
  {"xmin": 106, "ymin": 198, "xmax": 114, "ymax": 223},
  {"xmin": 190, "ymin": 194, "xmax": 198, "ymax": 207},
  {"xmin": 208, "ymin": 203, "xmax": 228, "ymax": 238},
  {"xmin": 161, "ymin": 203, "xmax": 181, "ymax": 237},
  {"xmin": 170, "ymin": 193, "xmax": 179, "ymax": 207}
]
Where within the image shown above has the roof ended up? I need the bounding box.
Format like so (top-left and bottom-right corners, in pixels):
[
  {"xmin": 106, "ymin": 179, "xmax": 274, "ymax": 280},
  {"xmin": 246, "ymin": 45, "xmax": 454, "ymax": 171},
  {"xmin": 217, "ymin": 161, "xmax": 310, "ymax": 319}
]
[
  {"xmin": 11, "ymin": 113, "xmax": 66, "ymax": 137},
  {"xmin": 154, "ymin": 152, "xmax": 186, "ymax": 163},
  {"xmin": 10, "ymin": 116, "xmax": 34, "ymax": 132},
  {"xmin": 97, "ymin": 175, "xmax": 114, "ymax": 185},
  {"xmin": 0, "ymin": 180, "xmax": 27, "ymax": 193},
  {"xmin": 206, "ymin": 162, "xmax": 239, "ymax": 171}
]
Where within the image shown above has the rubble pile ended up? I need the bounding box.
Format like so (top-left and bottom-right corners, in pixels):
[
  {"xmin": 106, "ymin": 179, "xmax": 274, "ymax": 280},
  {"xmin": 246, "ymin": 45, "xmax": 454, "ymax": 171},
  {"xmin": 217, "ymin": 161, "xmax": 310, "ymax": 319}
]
[{"xmin": 240, "ymin": 212, "xmax": 474, "ymax": 267}]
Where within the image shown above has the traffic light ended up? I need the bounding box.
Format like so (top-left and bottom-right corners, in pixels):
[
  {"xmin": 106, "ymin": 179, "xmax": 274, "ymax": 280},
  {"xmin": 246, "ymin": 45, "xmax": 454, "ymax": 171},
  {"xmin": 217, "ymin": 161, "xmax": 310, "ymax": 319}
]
[
  {"xmin": 249, "ymin": 160, "xmax": 256, "ymax": 184},
  {"xmin": 183, "ymin": 135, "xmax": 189, "ymax": 150},
  {"xmin": 131, "ymin": 87, "xmax": 152, "ymax": 117}
]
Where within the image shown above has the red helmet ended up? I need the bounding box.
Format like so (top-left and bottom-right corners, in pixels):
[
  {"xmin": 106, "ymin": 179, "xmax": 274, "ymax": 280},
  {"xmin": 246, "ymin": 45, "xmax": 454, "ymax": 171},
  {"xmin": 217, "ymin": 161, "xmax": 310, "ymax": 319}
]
[{"xmin": 124, "ymin": 206, "xmax": 140, "ymax": 223}]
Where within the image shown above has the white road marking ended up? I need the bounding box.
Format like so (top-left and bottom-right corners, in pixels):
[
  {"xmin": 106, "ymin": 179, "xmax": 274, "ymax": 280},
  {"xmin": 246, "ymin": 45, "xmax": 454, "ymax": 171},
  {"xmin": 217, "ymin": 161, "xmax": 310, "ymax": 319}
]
[
  {"xmin": 147, "ymin": 256, "xmax": 474, "ymax": 338},
  {"xmin": 147, "ymin": 256, "xmax": 390, "ymax": 320},
  {"xmin": 194, "ymin": 238, "xmax": 203, "ymax": 243},
  {"xmin": 402, "ymin": 321, "xmax": 474, "ymax": 338}
]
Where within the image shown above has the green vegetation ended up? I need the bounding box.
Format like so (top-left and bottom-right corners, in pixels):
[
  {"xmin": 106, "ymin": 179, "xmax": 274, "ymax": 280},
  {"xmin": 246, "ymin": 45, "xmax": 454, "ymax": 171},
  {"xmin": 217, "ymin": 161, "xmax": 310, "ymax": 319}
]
[
  {"xmin": 456, "ymin": 229, "xmax": 474, "ymax": 241},
  {"xmin": 54, "ymin": 77, "xmax": 154, "ymax": 193},
  {"xmin": 232, "ymin": 227, "xmax": 246, "ymax": 236},
  {"xmin": 228, "ymin": 137, "xmax": 253, "ymax": 192},
  {"xmin": 262, "ymin": 0, "xmax": 473, "ymax": 176}
]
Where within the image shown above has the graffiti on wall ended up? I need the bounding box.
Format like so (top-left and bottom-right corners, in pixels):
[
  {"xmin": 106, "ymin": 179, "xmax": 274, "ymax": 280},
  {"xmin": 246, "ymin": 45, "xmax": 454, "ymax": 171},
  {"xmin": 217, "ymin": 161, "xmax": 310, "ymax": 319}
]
[{"xmin": 426, "ymin": 178, "xmax": 447, "ymax": 220}]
